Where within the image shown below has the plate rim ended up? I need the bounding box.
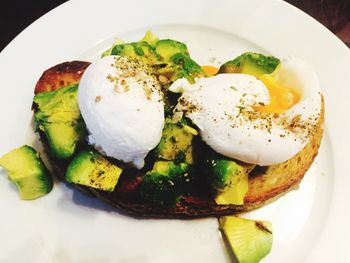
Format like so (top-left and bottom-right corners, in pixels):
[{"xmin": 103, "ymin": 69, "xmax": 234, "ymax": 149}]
[{"xmin": 1, "ymin": 0, "xmax": 350, "ymax": 262}]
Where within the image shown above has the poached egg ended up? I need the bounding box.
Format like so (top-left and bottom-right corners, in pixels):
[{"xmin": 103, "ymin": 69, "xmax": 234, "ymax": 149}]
[
  {"xmin": 170, "ymin": 57, "xmax": 321, "ymax": 166},
  {"xmin": 78, "ymin": 56, "xmax": 164, "ymax": 169}
]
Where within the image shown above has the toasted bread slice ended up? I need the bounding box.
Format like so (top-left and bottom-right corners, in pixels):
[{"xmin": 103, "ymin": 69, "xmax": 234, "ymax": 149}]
[
  {"xmin": 34, "ymin": 61, "xmax": 324, "ymax": 218},
  {"xmin": 34, "ymin": 61, "xmax": 90, "ymax": 94}
]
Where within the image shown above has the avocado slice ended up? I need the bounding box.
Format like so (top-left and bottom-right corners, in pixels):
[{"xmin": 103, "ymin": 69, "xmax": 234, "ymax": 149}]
[
  {"xmin": 168, "ymin": 53, "xmax": 205, "ymax": 83},
  {"xmin": 110, "ymin": 41, "xmax": 161, "ymax": 65},
  {"xmin": 214, "ymin": 171, "xmax": 248, "ymax": 206},
  {"xmin": 155, "ymin": 39, "xmax": 189, "ymax": 62},
  {"xmin": 102, "ymin": 32, "xmax": 205, "ymax": 84},
  {"xmin": 0, "ymin": 145, "xmax": 53, "ymax": 200},
  {"xmin": 219, "ymin": 216, "xmax": 273, "ymax": 263},
  {"xmin": 33, "ymin": 84, "xmax": 87, "ymax": 159},
  {"xmin": 208, "ymin": 160, "xmax": 243, "ymax": 191},
  {"xmin": 154, "ymin": 119, "xmax": 198, "ymax": 164},
  {"xmin": 204, "ymin": 157, "xmax": 254, "ymax": 205},
  {"xmin": 141, "ymin": 31, "xmax": 159, "ymax": 47},
  {"xmin": 66, "ymin": 149, "xmax": 123, "ymax": 192},
  {"xmin": 139, "ymin": 161, "xmax": 195, "ymax": 206},
  {"xmin": 218, "ymin": 52, "xmax": 280, "ymax": 77}
]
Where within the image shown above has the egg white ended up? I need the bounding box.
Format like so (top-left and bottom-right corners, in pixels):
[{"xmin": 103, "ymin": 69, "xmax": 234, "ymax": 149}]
[{"xmin": 78, "ymin": 56, "xmax": 164, "ymax": 169}]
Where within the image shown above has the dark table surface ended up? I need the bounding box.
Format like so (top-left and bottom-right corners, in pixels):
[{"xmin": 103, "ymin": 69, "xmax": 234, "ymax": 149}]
[{"xmin": 0, "ymin": 0, "xmax": 349, "ymax": 52}]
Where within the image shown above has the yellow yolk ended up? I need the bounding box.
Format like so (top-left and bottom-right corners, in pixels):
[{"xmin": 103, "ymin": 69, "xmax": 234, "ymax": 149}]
[
  {"xmin": 202, "ymin": 65, "xmax": 219, "ymax": 76},
  {"xmin": 201, "ymin": 64, "xmax": 300, "ymax": 114},
  {"xmin": 255, "ymin": 74, "xmax": 301, "ymax": 114}
]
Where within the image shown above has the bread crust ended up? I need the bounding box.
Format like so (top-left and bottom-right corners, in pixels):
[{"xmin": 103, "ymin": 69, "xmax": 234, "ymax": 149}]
[
  {"xmin": 35, "ymin": 61, "xmax": 324, "ymax": 218},
  {"xmin": 34, "ymin": 61, "xmax": 90, "ymax": 94}
]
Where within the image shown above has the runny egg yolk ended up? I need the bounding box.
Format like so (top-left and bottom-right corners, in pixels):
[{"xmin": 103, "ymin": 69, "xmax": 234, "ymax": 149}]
[
  {"xmin": 201, "ymin": 64, "xmax": 300, "ymax": 113},
  {"xmin": 255, "ymin": 74, "xmax": 301, "ymax": 114},
  {"xmin": 202, "ymin": 65, "xmax": 219, "ymax": 76}
]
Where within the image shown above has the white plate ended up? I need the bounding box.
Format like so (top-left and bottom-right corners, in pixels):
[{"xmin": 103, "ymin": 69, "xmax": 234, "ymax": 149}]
[{"xmin": 1, "ymin": 0, "xmax": 350, "ymax": 262}]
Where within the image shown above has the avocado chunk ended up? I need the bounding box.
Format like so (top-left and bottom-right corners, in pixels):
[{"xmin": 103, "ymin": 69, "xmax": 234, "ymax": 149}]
[
  {"xmin": 156, "ymin": 52, "xmax": 205, "ymax": 85},
  {"xmin": 219, "ymin": 216, "xmax": 273, "ymax": 263},
  {"xmin": 141, "ymin": 31, "xmax": 159, "ymax": 46},
  {"xmin": 208, "ymin": 159, "xmax": 243, "ymax": 191},
  {"xmin": 0, "ymin": 145, "xmax": 53, "ymax": 200},
  {"xmin": 102, "ymin": 32, "xmax": 205, "ymax": 84},
  {"xmin": 218, "ymin": 52, "xmax": 280, "ymax": 77},
  {"xmin": 66, "ymin": 149, "xmax": 123, "ymax": 192},
  {"xmin": 168, "ymin": 53, "xmax": 205, "ymax": 83},
  {"xmin": 33, "ymin": 84, "xmax": 87, "ymax": 159},
  {"xmin": 139, "ymin": 161, "xmax": 195, "ymax": 206},
  {"xmin": 155, "ymin": 119, "xmax": 198, "ymax": 164},
  {"xmin": 204, "ymin": 157, "xmax": 254, "ymax": 205},
  {"xmin": 155, "ymin": 39, "xmax": 189, "ymax": 62},
  {"xmin": 214, "ymin": 171, "xmax": 248, "ymax": 206},
  {"xmin": 110, "ymin": 41, "xmax": 161, "ymax": 65}
]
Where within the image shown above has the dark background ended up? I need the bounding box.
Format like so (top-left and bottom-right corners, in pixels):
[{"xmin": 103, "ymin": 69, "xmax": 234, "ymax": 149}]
[{"xmin": 0, "ymin": 0, "xmax": 349, "ymax": 52}]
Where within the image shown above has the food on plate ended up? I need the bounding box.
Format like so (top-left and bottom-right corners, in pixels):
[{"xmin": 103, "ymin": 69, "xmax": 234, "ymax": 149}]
[
  {"xmin": 139, "ymin": 161, "xmax": 196, "ymax": 206},
  {"xmin": 154, "ymin": 117, "xmax": 198, "ymax": 164},
  {"xmin": 66, "ymin": 149, "xmax": 123, "ymax": 192},
  {"xmin": 33, "ymin": 84, "xmax": 87, "ymax": 159},
  {"xmin": 219, "ymin": 216, "xmax": 273, "ymax": 263},
  {"xmin": 78, "ymin": 55, "xmax": 164, "ymax": 169},
  {"xmin": 204, "ymin": 158, "xmax": 253, "ymax": 205},
  {"xmin": 1, "ymin": 32, "xmax": 324, "ymax": 219},
  {"xmin": 218, "ymin": 52, "xmax": 280, "ymax": 76},
  {"xmin": 0, "ymin": 145, "xmax": 52, "ymax": 199},
  {"xmin": 34, "ymin": 61, "xmax": 90, "ymax": 94},
  {"xmin": 103, "ymin": 35, "xmax": 205, "ymax": 84},
  {"xmin": 0, "ymin": 31, "xmax": 326, "ymax": 263},
  {"xmin": 169, "ymin": 57, "xmax": 321, "ymax": 166}
]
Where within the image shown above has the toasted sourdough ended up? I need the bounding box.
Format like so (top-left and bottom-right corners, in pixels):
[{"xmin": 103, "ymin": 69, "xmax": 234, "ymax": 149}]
[
  {"xmin": 35, "ymin": 61, "xmax": 324, "ymax": 218},
  {"xmin": 34, "ymin": 61, "xmax": 90, "ymax": 94}
]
